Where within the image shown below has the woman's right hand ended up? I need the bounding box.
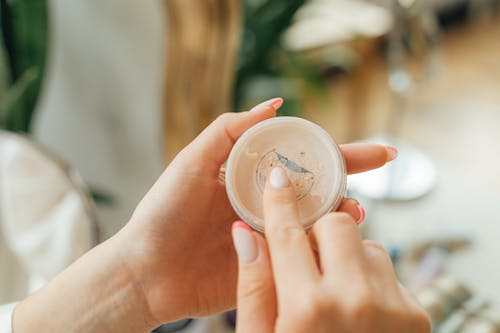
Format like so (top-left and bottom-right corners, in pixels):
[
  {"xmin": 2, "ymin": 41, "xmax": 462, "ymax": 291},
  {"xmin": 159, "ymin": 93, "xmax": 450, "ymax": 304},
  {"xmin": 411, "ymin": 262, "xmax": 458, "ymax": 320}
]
[{"xmin": 232, "ymin": 167, "xmax": 431, "ymax": 333}]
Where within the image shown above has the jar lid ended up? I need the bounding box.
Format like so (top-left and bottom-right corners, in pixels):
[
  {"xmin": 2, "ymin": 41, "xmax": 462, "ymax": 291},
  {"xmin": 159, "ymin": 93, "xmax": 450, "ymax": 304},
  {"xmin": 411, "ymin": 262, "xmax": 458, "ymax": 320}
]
[{"xmin": 225, "ymin": 117, "xmax": 346, "ymax": 232}]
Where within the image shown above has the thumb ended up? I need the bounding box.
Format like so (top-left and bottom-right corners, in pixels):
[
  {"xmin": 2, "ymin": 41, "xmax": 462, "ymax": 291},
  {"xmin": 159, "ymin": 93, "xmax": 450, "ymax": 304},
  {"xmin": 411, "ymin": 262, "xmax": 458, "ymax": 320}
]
[
  {"xmin": 232, "ymin": 221, "xmax": 276, "ymax": 333},
  {"xmin": 175, "ymin": 98, "xmax": 283, "ymax": 177}
]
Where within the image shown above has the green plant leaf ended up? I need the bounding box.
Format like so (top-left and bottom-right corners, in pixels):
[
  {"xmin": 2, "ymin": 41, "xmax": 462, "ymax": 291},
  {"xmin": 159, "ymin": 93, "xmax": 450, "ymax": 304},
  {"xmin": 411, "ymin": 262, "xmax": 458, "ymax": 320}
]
[
  {"xmin": 0, "ymin": 0, "xmax": 48, "ymax": 133},
  {"xmin": 0, "ymin": 67, "xmax": 38, "ymax": 128},
  {"xmin": 235, "ymin": 0, "xmax": 307, "ymax": 113}
]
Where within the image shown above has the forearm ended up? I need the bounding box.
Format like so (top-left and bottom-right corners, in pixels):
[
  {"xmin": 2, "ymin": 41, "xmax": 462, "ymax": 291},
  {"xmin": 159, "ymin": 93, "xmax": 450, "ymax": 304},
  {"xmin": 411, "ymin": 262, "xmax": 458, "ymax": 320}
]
[{"xmin": 12, "ymin": 235, "xmax": 158, "ymax": 333}]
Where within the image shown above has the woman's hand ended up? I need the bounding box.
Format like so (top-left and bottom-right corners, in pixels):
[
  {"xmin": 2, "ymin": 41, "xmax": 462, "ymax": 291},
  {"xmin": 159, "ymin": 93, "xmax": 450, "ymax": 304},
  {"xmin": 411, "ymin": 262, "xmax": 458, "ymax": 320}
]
[
  {"xmin": 233, "ymin": 167, "xmax": 431, "ymax": 333},
  {"xmin": 118, "ymin": 98, "xmax": 397, "ymax": 326},
  {"xmin": 13, "ymin": 98, "xmax": 399, "ymax": 333}
]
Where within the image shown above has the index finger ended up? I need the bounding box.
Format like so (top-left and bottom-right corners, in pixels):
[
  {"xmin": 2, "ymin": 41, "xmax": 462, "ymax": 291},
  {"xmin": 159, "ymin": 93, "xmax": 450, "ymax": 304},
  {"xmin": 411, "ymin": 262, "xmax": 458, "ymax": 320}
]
[{"xmin": 263, "ymin": 167, "xmax": 319, "ymax": 292}]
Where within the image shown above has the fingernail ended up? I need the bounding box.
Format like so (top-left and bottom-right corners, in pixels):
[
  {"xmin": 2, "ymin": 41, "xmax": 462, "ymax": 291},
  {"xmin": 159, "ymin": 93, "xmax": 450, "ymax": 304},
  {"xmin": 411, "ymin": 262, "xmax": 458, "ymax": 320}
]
[
  {"xmin": 232, "ymin": 221, "xmax": 258, "ymax": 264},
  {"xmin": 269, "ymin": 97, "xmax": 283, "ymax": 110},
  {"xmin": 269, "ymin": 167, "xmax": 289, "ymax": 188},
  {"xmin": 249, "ymin": 97, "xmax": 283, "ymax": 112},
  {"xmin": 385, "ymin": 146, "xmax": 398, "ymax": 161},
  {"xmin": 356, "ymin": 204, "xmax": 366, "ymax": 224}
]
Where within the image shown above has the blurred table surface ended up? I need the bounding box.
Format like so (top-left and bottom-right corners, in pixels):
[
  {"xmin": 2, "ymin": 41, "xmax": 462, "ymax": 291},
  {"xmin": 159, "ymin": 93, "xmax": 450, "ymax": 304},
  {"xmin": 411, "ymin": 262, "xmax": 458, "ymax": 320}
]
[
  {"xmin": 367, "ymin": 164, "xmax": 500, "ymax": 307},
  {"xmin": 362, "ymin": 15, "xmax": 500, "ymax": 308}
]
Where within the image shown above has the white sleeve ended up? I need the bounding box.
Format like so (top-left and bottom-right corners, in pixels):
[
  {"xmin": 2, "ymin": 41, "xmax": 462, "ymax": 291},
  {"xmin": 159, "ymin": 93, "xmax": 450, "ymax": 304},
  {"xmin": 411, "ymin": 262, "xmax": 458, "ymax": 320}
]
[{"xmin": 0, "ymin": 303, "xmax": 17, "ymax": 333}]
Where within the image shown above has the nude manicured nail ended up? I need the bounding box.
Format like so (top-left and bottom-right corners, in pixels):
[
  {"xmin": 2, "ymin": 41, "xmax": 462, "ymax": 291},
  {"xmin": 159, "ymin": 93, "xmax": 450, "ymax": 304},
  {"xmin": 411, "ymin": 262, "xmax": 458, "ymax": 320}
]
[
  {"xmin": 232, "ymin": 221, "xmax": 258, "ymax": 264},
  {"xmin": 385, "ymin": 146, "xmax": 398, "ymax": 161},
  {"xmin": 356, "ymin": 204, "xmax": 366, "ymax": 224},
  {"xmin": 249, "ymin": 97, "xmax": 283, "ymax": 113},
  {"xmin": 269, "ymin": 167, "xmax": 289, "ymax": 188}
]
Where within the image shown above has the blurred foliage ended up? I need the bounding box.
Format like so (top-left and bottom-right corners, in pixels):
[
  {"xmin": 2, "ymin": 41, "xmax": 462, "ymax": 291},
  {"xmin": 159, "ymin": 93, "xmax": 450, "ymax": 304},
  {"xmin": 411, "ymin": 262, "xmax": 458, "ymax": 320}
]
[
  {"xmin": 90, "ymin": 188, "xmax": 115, "ymax": 207},
  {"xmin": 0, "ymin": 0, "xmax": 48, "ymax": 133},
  {"xmin": 235, "ymin": 0, "xmax": 328, "ymax": 116}
]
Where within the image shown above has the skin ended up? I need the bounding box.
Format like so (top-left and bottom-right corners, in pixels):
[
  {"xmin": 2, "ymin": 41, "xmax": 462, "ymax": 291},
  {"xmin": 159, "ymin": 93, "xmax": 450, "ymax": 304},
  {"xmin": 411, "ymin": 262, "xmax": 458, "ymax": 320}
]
[
  {"xmin": 12, "ymin": 101, "xmax": 397, "ymax": 332},
  {"xmin": 234, "ymin": 168, "xmax": 432, "ymax": 333}
]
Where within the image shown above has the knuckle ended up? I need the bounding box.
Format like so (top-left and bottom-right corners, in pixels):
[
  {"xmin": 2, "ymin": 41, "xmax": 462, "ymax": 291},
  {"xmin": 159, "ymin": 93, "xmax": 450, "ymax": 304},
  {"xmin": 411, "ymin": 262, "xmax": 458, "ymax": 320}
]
[
  {"xmin": 237, "ymin": 270, "xmax": 273, "ymax": 302},
  {"xmin": 411, "ymin": 308, "xmax": 432, "ymax": 332},
  {"xmin": 267, "ymin": 224, "xmax": 305, "ymax": 243},
  {"xmin": 363, "ymin": 240, "xmax": 390, "ymax": 259},
  {"xmin": 213, "ymin": 113, "xmax": 237, "ymax": 143},
  {"xmin": 288, "ymin": 292, "xmax": 337, "ymax": 323},
  {"xmin": 381, "ymin": 305, "xmax": 411, "ymax": 329},
  {"xmin": 321, "ymin": 212, "xmax": 356, "ymax": 226},
  {"xmin": 215, "ymin": 112, "xmax": 234, "ymax": 124},
  {"xmin": 347, "ymin": 292, "xmax": 379, "ymax": 322},
  {"xmin": 238, "ymin": 281, "xmax": 273, "ymax": 303},
  {"xmin": 363, "ymin": 240, "xmax": 386, "ymax": 252},
  {"xmin": 295, "ymin": 298, "xmax": 319, "ymax": 320},
  {"xmin": 316, "ymin": 294, "xmax": 339, "ymax": 317}
]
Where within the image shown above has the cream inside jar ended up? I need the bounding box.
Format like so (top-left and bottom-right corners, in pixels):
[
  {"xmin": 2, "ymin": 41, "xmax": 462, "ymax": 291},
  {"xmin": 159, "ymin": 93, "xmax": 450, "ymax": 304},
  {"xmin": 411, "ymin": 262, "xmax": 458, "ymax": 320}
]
[{"xmin": 225, "ymin": 117, "xmax": 346, "ymax": 233}]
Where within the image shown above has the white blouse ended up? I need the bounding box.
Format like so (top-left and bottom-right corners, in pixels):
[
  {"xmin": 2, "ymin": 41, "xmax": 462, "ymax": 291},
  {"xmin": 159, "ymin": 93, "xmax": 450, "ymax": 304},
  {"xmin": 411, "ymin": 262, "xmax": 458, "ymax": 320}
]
[{"xmin": 0, "ymin": 303, "xmax": 17, "ymax": 333}]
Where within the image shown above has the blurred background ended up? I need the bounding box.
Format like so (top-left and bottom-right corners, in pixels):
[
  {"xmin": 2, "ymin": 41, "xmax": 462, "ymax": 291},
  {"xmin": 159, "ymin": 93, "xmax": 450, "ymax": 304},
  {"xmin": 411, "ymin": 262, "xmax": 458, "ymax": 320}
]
[{"xmin": 1, "ymin": 0, "xmax": 500, "ymax": 332}]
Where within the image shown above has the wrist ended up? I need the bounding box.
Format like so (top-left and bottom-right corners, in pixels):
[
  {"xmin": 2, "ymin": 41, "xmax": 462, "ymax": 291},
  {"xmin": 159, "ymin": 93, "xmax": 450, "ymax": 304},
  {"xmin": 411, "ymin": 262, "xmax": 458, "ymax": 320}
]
[
  {"xmin": 116, "ymin": 222, "xmax": 193, "ymax": 325},
  {"xmin": 113, "ymin": 223, "xmax": 175, "ymax": 326},
  {"xmin": 106, "ymin": 230, "xmax": 163, "ymax": 328},
  {"xmin": 13, "ymin": 234, "xmax": 159, "ymax": 333}
]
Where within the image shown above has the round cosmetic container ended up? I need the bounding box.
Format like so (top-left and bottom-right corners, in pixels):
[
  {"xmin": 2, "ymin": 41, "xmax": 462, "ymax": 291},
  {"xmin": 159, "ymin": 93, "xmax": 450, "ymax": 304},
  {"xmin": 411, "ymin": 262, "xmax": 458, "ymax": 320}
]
[{"xmin": 225, "ymin": 117, "xmax": 346, "ymax": 233}]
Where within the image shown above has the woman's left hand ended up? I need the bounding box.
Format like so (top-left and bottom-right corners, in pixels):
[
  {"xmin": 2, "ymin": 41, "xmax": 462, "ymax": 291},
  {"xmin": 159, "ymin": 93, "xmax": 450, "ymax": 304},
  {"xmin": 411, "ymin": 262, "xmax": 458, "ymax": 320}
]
[{"xmin": 118, "ymin": 98, "xmax": 397, "ymax": 325}]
